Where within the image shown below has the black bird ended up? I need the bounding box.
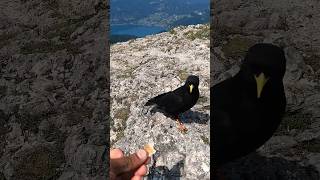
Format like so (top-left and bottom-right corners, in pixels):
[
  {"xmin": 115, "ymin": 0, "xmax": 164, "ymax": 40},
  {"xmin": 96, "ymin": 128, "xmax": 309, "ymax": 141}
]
[
  {"xmin": 145, "ymin": 75, "xmax": 200, "ymax": 132},
  {"xmin": 212, "ymin": 43, "xmax": 286, "ymax": 168}
]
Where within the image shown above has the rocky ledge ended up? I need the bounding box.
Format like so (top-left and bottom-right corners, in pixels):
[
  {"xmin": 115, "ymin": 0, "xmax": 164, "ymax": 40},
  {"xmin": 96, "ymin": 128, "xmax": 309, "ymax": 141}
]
[
  {"xmin": 0, "ymin": 0, "xmax": 109, "ymax": 179},
  {"xmin": 110, "ymin": 24, "xmax": 210, "ymax": 179}
]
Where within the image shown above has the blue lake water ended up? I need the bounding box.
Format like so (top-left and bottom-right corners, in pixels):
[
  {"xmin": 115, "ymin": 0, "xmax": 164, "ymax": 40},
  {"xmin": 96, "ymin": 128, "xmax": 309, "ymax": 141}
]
[{"xmin": 111, "ymin": 24, "xmax": 166, "ymax": 37}]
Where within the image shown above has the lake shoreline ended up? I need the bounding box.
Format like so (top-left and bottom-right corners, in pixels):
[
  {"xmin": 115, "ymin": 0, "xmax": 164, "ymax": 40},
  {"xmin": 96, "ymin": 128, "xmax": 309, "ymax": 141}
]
[{"xmin": 111, "ymin": 24, "xmax": 167, "ymax": 38}]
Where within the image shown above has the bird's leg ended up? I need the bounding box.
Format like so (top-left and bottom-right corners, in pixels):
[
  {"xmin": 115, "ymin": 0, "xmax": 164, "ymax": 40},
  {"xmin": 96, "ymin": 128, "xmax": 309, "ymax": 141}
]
[{"xmin": 175, "ymin": 115, "xmax": 188, "ymax": 133}]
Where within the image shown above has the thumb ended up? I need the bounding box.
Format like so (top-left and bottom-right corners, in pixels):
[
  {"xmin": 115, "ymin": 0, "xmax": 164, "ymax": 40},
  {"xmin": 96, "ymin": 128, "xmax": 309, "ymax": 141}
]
[{"xmin": 111, "ymin": 149, "xmax": 148, "ymax": 175}]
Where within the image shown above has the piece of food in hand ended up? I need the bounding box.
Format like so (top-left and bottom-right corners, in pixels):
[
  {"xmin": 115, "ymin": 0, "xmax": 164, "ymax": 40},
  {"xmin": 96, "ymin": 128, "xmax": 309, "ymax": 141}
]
[{"xmin": 144, "ymin": 143, "xmax": 156, "ymax": 157}]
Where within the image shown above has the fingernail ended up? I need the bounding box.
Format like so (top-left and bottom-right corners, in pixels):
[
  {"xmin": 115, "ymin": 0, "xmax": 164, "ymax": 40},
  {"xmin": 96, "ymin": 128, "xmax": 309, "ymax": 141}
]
[{"xmin": 137, "ymin": 149, "xmax": 147, "ymax": 160}]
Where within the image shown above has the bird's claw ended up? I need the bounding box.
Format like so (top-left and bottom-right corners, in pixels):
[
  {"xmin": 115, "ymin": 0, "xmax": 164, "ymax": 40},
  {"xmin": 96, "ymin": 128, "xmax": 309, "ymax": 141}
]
[{"xmin": 177, "ymin": 123, "xmax": 188, "ymax": 133}]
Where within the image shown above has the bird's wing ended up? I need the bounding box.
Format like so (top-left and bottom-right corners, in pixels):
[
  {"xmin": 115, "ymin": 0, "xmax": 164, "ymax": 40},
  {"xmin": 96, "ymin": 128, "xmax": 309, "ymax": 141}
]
[
  {"xmin": 212, "ymin": 78, "xmax": 242, "ymax": 164},
  {"xmin": 211, "ymin": 78, "xmax": 238, "ymax": 109},
  {"xmin": 213, "ymin": 108, "xmax": 242, "ymax": 165},
  {"xmin": 156, "ymin": 91, "xmax": 184, "ymax": 113},
  {"xmin": 145, "ymin": 93, "xmax": 168, "ymax": 106},
  {"xmin": 145, "ymin": 85, "xmax": 186, "ymax": 113}
]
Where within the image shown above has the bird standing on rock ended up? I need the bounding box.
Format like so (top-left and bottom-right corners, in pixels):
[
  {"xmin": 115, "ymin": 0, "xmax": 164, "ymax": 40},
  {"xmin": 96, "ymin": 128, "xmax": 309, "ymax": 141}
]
[
  {"xmin": 212, "ymin": 43, "xmax": 287, "ymax": 169},
  {"xmin": 145, "ymin": 75, "xmax": 200, "ymax": 133}
]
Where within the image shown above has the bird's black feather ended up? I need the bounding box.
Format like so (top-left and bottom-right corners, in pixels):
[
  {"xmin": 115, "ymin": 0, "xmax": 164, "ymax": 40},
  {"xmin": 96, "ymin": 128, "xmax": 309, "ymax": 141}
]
[
  {"xmin": 145, "ymin": 75, "xmax": 199, "ymax": 118},
  {"xmin": 212, "ymin": 43, "xmax": 287, "ymax": 168}
]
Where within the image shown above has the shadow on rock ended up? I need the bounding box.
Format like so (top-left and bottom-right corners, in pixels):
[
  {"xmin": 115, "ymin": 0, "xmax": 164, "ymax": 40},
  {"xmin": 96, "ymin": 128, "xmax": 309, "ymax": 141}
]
[
  {"xmin": 215, "ymin": 152, "xmax": 320, "ymax": 180},
  {"xmin": 180, "ymin": 110, "xmax": 209, "ymax": 124},
  {"xmin": 147, "ymin": 160, "xmax": 184, "ymax": 180},
  {"xmin": 147, "ymin": 107, "xmax": 209, "ymax": 124}
]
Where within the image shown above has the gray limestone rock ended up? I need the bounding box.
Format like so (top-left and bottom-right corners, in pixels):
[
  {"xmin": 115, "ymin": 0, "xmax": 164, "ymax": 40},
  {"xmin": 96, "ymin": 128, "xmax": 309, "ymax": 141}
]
[
  {"xmin": 0, "ymin": 0, "xmax": 109, "ymax": 179},
  {"xmin": 110, "ymin": 24, "xmax": 210, "ymax": 179}
]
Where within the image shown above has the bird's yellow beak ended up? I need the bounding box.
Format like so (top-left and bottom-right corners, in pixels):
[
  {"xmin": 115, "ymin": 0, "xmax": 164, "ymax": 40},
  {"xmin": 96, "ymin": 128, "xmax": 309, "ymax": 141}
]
[
  {"xmin": 254, "ymin": 73, "xmax": 269, "ymax": 98},
  {"xmin": 189, "ymin": 84, "xmax": 194, "ymax": 93}
]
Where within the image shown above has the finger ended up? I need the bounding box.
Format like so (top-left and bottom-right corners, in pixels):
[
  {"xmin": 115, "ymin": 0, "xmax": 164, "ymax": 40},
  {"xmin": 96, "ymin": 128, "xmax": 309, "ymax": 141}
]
[
  {"xmin": 131, "ymin": 176, "xmax": 143, "ymax": 180},
  {"xmin": 146, "ymin": 157, "xmax": 151, "ymax": 164},
  {"xmin": 110, "ymin": 148, "xmax": 124, "ymax": 159},
  {"xmin": 113, "ymin": 149, "xmax": 148, "ymax": 174},
  {"xmin": 134, "ymin": 165, "xmax": 148, "ymax": 176}
]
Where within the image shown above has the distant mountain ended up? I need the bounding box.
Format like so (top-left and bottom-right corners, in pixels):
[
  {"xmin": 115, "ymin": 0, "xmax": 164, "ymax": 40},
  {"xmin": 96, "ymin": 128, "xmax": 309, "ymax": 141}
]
[{"xmin": 110, "ymin": 0, "xmax": 209, "ymax": 28}]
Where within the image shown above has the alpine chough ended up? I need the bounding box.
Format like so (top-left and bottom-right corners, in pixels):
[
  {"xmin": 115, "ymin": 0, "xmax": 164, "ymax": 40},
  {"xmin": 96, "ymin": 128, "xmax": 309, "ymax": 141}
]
[
  {"xmin": 145, "ymin": 75, "xmax": 200, "ymax": 132},
  {"xmin": 212, "ymin": 43, "xmax": 286, "ymax": 168}
]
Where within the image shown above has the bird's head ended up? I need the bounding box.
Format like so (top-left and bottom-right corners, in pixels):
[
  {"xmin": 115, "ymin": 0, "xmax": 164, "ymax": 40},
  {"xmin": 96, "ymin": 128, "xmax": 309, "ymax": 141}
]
[
  {"xmin": 240, "ymin": 43, "xmax": 286, "ymax": 99},
  {"xmin": 185, "ymin": 75, "xmax": 199, "ymax": 94}
]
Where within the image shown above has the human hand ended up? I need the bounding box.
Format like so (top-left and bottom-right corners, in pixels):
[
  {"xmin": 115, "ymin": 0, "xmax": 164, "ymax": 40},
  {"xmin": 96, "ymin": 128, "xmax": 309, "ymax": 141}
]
[{"xmin": 110, "ymin": 148, "xmax": 149, "ymax": 180}]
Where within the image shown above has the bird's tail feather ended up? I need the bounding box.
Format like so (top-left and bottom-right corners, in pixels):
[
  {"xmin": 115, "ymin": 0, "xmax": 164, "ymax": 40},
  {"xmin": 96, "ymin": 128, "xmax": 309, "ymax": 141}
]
[
  {"xmin": 145, "ymin": 93, "xmax": 165, "ymax": 106},
  {"xmin": 145, "ymin": 97, "xmax": 156, "ymax": 106},
  {"xmin": 141, "ymin": 103, "xmax": 154, "ymax": 116},
  {"xmin": 142, "ymin": 98, "xmax": 159, "ymax": 116}
]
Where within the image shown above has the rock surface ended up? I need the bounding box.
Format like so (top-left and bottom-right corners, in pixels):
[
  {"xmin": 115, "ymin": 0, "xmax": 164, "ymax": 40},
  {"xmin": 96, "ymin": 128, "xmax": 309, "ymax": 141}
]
[
  {"xmin": 0, "ymin": 0, "xmax": 109, "ymax": 179},
  {"xmin": 110, "ymin": 24, "xmax": 210, "ymax": 179},
  {"xmin": 212, "ymin": 0, "xmax": 320, "ymax": 179}
]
